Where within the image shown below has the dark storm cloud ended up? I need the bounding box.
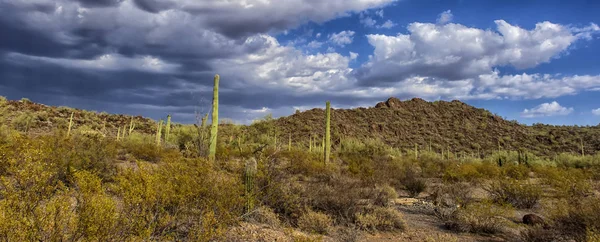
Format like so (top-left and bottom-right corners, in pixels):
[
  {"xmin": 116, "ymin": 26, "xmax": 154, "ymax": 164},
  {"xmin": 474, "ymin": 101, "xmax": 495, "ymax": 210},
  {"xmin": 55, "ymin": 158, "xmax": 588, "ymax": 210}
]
[
  {"xmin": 74, "ymin": 0, "xmax": 125, "ymax": 8},
  {"xmin": 132, "ymin": 0, "xmax": 175, "ymax": 13}
]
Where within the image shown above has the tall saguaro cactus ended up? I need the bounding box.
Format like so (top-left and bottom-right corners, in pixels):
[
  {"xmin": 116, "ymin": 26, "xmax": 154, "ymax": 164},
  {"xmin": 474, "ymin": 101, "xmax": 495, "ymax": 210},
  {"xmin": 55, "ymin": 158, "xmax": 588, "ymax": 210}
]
[
  {"xmin": 324, "ymin": 101, "xmax": 331, "ymax": 164},
  {"xmin": 208, "ymin": 74, "xmax": 220, "ymax": 162},
  {"xmin": 156, "ymin": 120, "xmax": 163, "ymax": 146},
  {"xmin": 165, "ymin": 115, "xmax": 172, "ymax": 143},
  {"xmin": 128, "ymin": 117, "xmax": 136, "ymax": 136},
  {"xmin": 67, "ymin": 112, "xmax": 74, "ymax": 138},
  {"xmin": 244, "ymin": 158, "xmax": 257, "ymax": 213}
]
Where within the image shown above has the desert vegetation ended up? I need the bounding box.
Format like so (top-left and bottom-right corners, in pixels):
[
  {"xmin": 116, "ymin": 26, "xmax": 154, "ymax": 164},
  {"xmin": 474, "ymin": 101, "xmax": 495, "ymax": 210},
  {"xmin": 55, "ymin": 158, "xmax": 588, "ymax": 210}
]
[{"xmin": 0, "ymin": 85, "xmax": 600, "ymax": 241}]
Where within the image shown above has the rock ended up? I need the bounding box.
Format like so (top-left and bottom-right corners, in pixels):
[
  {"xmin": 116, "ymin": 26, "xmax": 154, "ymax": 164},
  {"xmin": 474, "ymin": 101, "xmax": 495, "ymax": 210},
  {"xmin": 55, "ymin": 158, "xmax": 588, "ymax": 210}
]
[
  {"xmin": 392, "ymin": 198, "xmax": 419, "ymax": 206},
  {"xmin": 523, "ymin": 214, "xmax": 545, "ymax": 226},
  {"xmin": 375, "ymin": 97, "xmax": 403, "ymax": 109}
]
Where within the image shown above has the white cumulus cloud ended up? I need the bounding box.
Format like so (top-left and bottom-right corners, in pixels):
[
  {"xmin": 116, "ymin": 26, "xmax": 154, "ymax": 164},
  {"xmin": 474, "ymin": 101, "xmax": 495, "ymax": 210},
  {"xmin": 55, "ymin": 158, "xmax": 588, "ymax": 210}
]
[
  {"xmin": 437, "ymin": 10, "xmax": 453, "ymax": 24},
  {"xmin": 521, "ymin": 101, "xmax": 574, "ymax": 118},
  {"xmin": 328, "ymin": 30, "xmax": 356, "ymax": 47}
]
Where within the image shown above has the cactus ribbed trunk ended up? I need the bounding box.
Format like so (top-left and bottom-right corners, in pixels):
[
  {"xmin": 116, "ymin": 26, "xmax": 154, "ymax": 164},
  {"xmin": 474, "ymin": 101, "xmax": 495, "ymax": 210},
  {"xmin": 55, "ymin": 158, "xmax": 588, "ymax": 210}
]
[
  {"xmin": 288, "ymin": 134, "xmax": 291, "ymax": 151},
  {"xmin": 581, "ymin": 138, "xmax": 585, "ymax": 157},
  {"xmin": 324, "ymin": 101, "xmax": 331, "ymax": 164},
  {"xmin": 415, "ymin": 143, "xmax": 418, "ymax": 159},
  {"xmin": 165, "ymin": 115, "xmax": 171, "ymax": 143},
  {"xmin": 117, "ymin": 127, "xmax": 121, "ymax": 141},
  {"xmin": 208, "ymin": 74, "xmax": 220, "ymax": 162},
  {"xmin": 128, "ymin": 117, "xmax": 135, "ymax": 136},
  {"xmin": 67, "ymin": 112, "xmax": 74, "ymax": 137},
  {"xmin": 156, "ymin": 120, "xmax": 163, "ymax": 146},
  {"xmin": 309, "ymin": 135, "xmax": 312, "ymax": 152},
  {"xmin": 245, "ymin": 158, "xmax": 257, "ymax": 213}
]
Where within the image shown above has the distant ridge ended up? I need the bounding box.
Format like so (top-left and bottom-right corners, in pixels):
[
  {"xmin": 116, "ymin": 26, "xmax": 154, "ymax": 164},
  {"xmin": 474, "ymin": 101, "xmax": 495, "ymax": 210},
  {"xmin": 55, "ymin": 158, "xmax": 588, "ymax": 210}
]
[{"xmin": 276, "ymin": 97, "xmax": 600, "ymax": 156}]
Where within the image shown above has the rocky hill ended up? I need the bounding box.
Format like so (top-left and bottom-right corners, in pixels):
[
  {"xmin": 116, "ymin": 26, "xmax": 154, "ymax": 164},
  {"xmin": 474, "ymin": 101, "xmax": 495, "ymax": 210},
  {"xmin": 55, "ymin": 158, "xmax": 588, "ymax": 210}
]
[{"xmin": 276, "ymin": 97, "xmax": 600, "ymax": 157}]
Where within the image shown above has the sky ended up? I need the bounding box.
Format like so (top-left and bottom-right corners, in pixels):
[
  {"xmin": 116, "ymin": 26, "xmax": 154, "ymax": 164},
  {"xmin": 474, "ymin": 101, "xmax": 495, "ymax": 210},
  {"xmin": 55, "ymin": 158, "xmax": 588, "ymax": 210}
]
[{"xmin": 1, "ymin": 0, "xmax": 600, "ymax": 125}]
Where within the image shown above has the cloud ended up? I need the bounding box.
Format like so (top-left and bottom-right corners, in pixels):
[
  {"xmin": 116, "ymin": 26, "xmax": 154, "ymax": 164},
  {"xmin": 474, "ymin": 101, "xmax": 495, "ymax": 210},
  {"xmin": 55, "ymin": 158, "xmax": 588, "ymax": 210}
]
[
  {"xmin": 307, "ymin": 40, "xmax": 324, "ymax": 49},
  {"xmin": 355, "ymin": 20, "xmax": 600, "ymax": 86},
  {"xmin": 329, "ymin": 31, "xmax": 356, "ymax": 47},
  {"xmin": 1, "ymin": 2, "xmax": 599, "ymax": 124},
  {"xmin": 593, "ymin": 108, "xmax": 600, "ymax": 116},
  {"xmin": 6, "ymin": 52, "xmax": 179, "ymax": 73},
  {"xmin": 360, "ymin": 16, "xmax": 377, "ymax": 27},
  {"xmin": 378, "ymin": 20, "xmax": 396, "ymax": 29},
  {"xmin": 521, "ymin": 101, "xmax": 574, "ymax": 118},
  {"xmin": 437, "ymin": 10, "xmax": 453, "ymax": 24},
  {"xmin": 360, "ymin": 11, "xmax": 395, "ymax": 29}
]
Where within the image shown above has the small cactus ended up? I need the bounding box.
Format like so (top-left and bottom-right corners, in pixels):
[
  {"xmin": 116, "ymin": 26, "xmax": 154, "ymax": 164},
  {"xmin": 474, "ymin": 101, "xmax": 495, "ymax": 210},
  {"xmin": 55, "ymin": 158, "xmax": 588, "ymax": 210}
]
[{"xmin": 117, "ymin": 126, "xmax": 121, "ymax": 141}]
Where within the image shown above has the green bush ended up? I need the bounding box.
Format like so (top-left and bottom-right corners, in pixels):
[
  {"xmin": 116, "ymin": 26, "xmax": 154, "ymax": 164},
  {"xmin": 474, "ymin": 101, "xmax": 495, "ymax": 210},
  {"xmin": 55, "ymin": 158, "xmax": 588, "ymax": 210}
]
[
  {"xmin": 297, "ymin": 210, "xmax": 332, "ymax": 235},
  {"xmin": 355, "ymin": 207, "xmax": 406, "ymax": 232},
  {"xmin": 444, "ymin": 201, "xmax": 510, "ymax": 234},
  {"xmin": 487, "ymin": 179, "xmax": 542, "ymax": 209}
]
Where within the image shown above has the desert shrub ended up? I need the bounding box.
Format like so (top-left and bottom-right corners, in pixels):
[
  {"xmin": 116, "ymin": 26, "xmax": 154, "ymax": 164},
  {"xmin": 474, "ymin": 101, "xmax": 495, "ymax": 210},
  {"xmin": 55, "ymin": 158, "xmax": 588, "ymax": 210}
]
[
  {"xmin": 502, "ymin": 164, "xmax": 530, "ymax": 180},
  {"xmin": 120, "ymin": 133, "xmax": 162, "ymax": 162},
  {"xmin": 429, "ymin": 182, "xmax": 473, "ymax": 208},
  {"xmin": 544, "ymin": 197, "xmax": 600, "ymax": 241},
  {"xmin": 444, "ymin": 201, "xmax": 510, "ymax": 234},
  {"xmin": 260, "ymin": 177, "xmax": 304, "ymax": 224},
  {"xmin": 443, "ymin": 163, "xmax": 483, "ymax": 182},
  {"xmin": 487, "ymin": 179, "xmax": 542, "ymax": 209},
  {"xmin": 540, "ymin": 167, "xmax": 593, "ymax": 199},
  {"xmin": 73, "ymin": 171, "xmax": 118, "ymax": 240},
  {"xmin": 555, "ymin": 153, "xmax": 600, "ymax": 169},
  {"xmin": 474, "ymin": 161, "xmax": 502, "ymax": 179},
  {"xmin": 245, "ymin": 206, "xmax": 281, "ymax": 227},
  {"xmin": 11, "ymin": 112, "xmax": 35, "ymax": 132},
  {"xmin": 331, "ymin": 227, "xmax": 362, "ymax": 242},
  {"xmin": 297, "ymin": 210, "xmax": 332, "ymax": 235},
  {"xmin": 344, "ymin": 154, "xmax": 375, "ymax": 180},
  {"xmin": 355, "ymin": 207, "xmax": 406, "ymax": 232},
  {"xmin": 305, "ymin": 175, "xmax": 365, "ymax": 223},
  {"xmin": 404, "ymin": 177, "xmax": 427, "ymax": 198},
  {"xmin": 115, "ymin": 160, "xmax": 244, "ymax": 240},
  {"xmin": 372, "ymin": 185, "xmax": 398, "ymax": 206},
  {"xmin": 400, "ymin": 166, "xmax": 427, "ymax": 198},
  {"xmin": 288, "ymin": 150, "xmax": 330, "ymax": 177},
  {"xmin": 519, "ymin": 227, "xmax": 559, "ymax": 242}
]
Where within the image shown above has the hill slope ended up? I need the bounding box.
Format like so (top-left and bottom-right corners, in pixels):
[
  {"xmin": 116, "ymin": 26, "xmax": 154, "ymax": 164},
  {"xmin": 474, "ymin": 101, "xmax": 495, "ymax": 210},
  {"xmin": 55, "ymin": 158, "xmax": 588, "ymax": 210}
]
[{"xmin": 276, "ymin": 97, "xmax": 600, "ymax": 157}]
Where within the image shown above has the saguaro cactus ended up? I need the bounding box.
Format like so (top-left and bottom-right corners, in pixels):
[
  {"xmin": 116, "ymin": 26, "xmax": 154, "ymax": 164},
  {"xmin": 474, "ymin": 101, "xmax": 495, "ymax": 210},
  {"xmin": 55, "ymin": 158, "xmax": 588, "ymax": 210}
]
[
  {"xmin": 245, "ymin": 158, "xmax": 257, "ymax": 213},
  {"xmin": 324, "ymin": 101, "xmax": 331, "ymax": 164},
  {"xmin": 66, "ymin": 112, "xmax": 74, "ymax": 138},
  {"xmin": 415, "ymin": 143, "xmax": 418, "ymax": 159},
  {"xmin": 581, "ymin": 138, "xmax": 585, "ymax": 157},
  {"xmin": 117, "ymin": 126, "xmax": 121, "ymax": 141},
  {"xmin": 128, "ymin": 117, "xmax": 136, "ymax": 136},
  {"xmin": 156, "ymin": 120, "xmax": 163, "ymax": 146},
  {"xmin": 165, "ymin": 115, "xmax": 171, "ymax": 143},
  {"xmin": 208, "ymin": 74, "xmax": 220, "ymax": 162},
  {"xmin": 288, "ymin": 133, "xmax": 292, "ymax": 151}
]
